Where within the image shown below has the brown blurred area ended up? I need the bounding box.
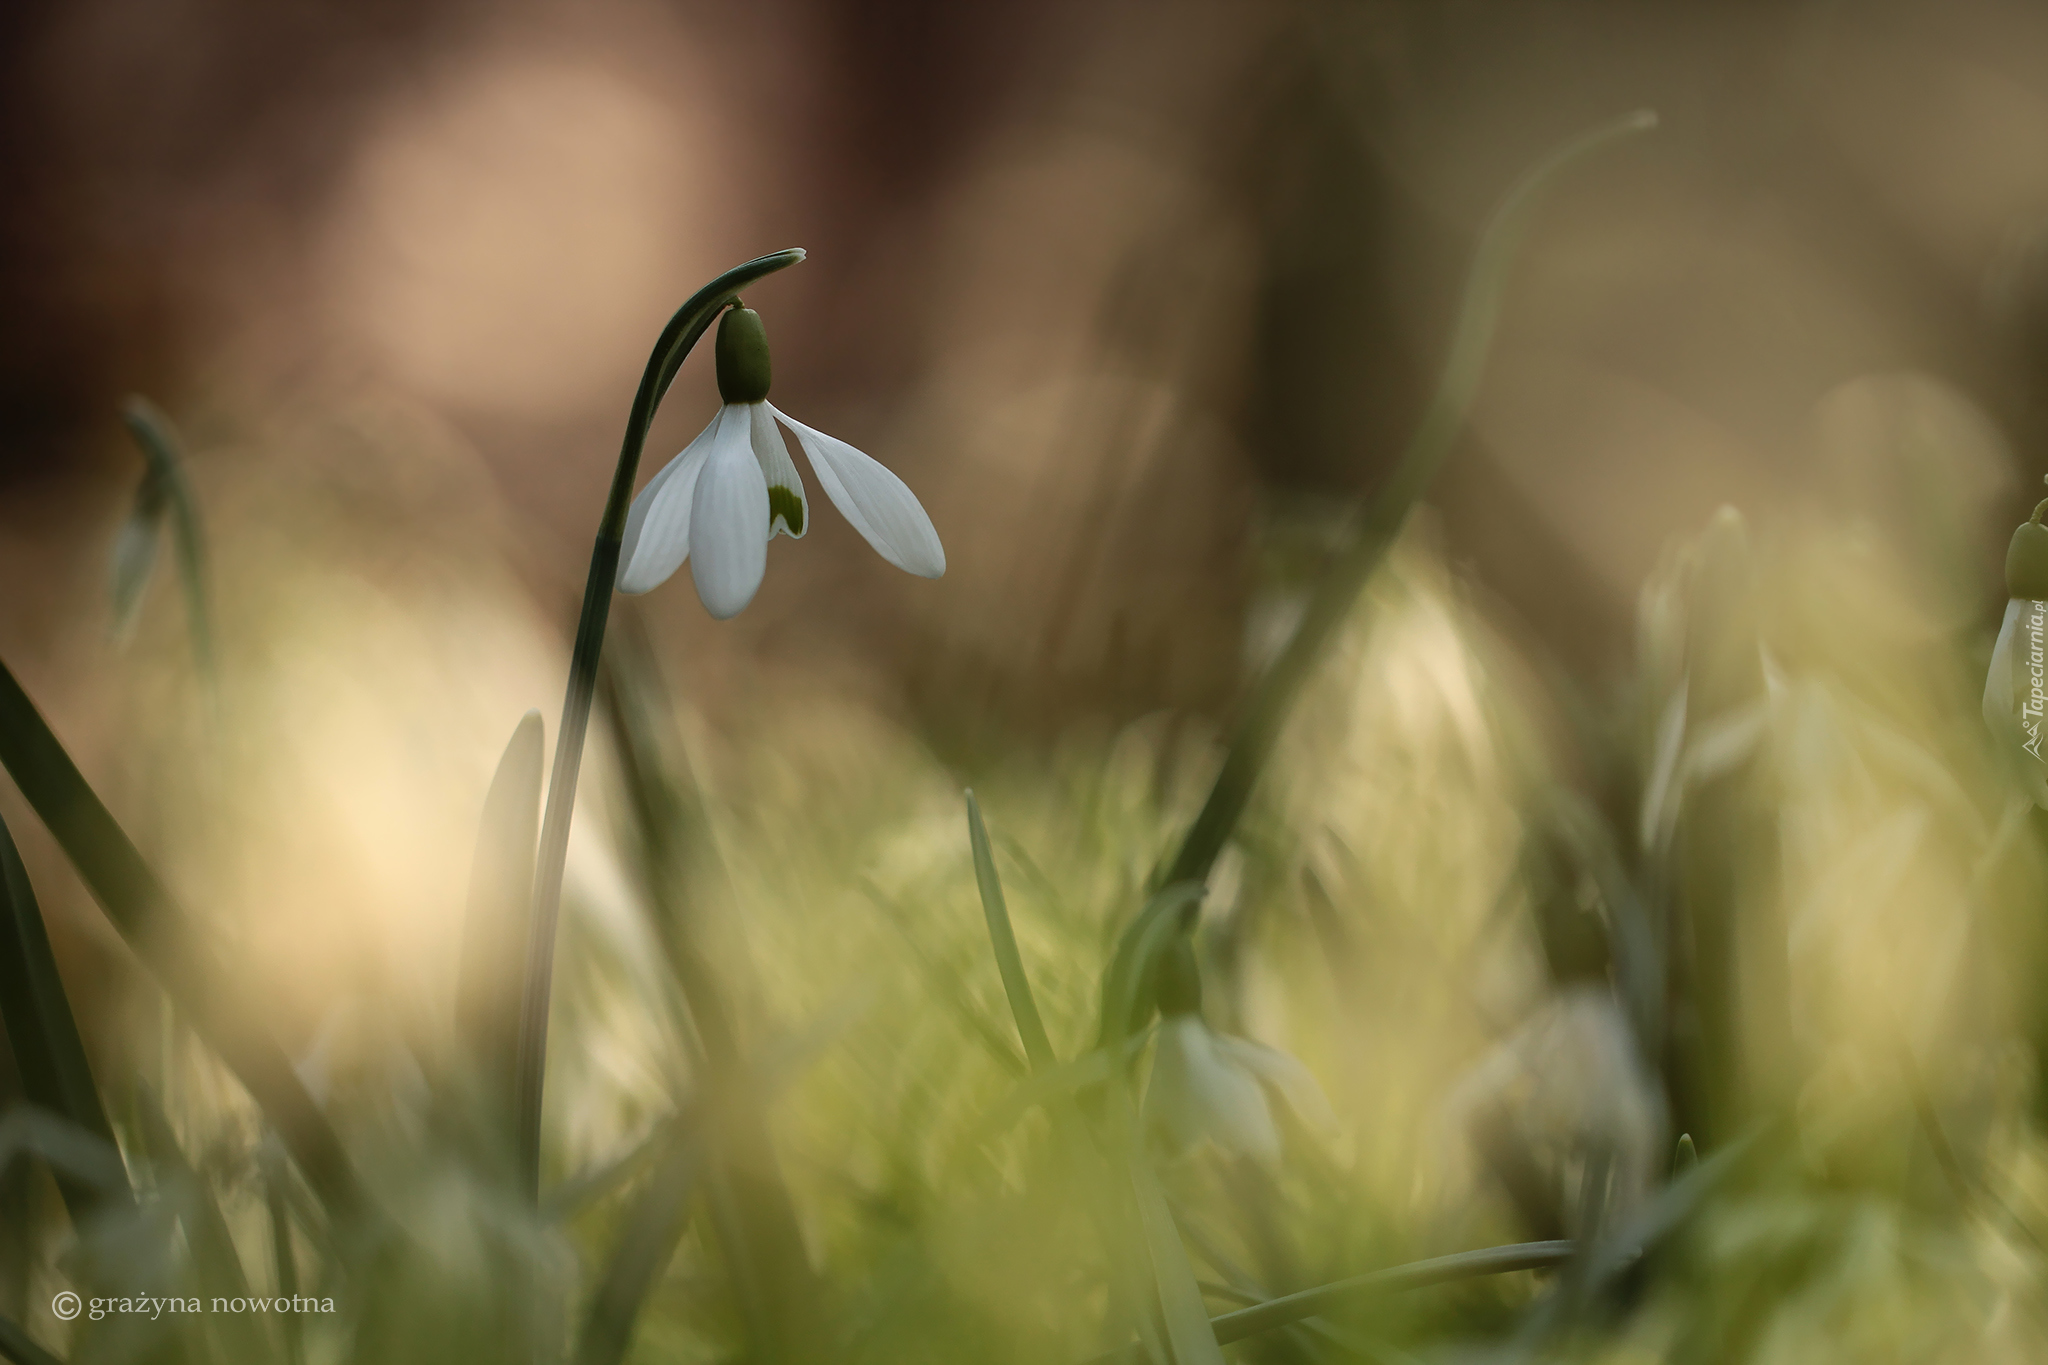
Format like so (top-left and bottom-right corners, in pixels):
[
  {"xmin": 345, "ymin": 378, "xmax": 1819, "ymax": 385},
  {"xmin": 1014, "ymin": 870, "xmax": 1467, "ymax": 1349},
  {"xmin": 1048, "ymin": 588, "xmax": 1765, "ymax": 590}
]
[
  {"xmin": 9, "ymin": 0, "xmax": 2048, "ymax": 720},
  {"xmin": 4, "ymin": 0, "xmax": 2048, "ymax": 808}
]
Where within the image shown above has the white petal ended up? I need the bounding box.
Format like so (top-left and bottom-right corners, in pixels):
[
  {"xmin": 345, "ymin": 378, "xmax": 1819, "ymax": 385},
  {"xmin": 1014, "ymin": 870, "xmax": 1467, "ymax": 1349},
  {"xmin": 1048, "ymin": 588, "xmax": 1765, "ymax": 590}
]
[
  {"xmin": 1144, "ymin": 1016, "xmax": 1209, "ymax": 1153},
  {"xmin": 1987, "ymin": 598, "xmax": 2023, "ymax": 740},
  {"xmin": 769, "ymin": 404, "xmax": 944, "ymax": 577},
  {"xmin": 687, "ymin": 407, "xmax": 771, "ymax": 618},
  {"xmin": 110, "ymin": 509, "xmax": 163, "ymax": 630},
  {"xmin": 747, "ymin": 402, "xmax": 809, "ymax": 540},
  {"xmin": 617, "ymin": 411, "xmax": 722, "ymax": 594},
  {"xmin": 1153, "ymin": 1017, "xmax": 1279, "ymax": 1161},
  {"xmin": 1982, "ymin": 597, "xmax": 2015, "ymax": 724},
  {"xmin": 1216, "ymin": 1036, "xmax": 1340, "ymax": 1135}
]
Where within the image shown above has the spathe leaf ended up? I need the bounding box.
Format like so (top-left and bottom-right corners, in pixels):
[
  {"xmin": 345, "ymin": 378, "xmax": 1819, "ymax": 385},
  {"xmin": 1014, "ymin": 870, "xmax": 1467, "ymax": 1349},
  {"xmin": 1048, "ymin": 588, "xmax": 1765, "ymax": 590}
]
[
  {"xmin": 1095, "ymin": 883, "xmax": 1205, "ymax": 1051},
  {"xmin": 0, "ymin": 810, "xmax": 130, "ymax": 1219}
]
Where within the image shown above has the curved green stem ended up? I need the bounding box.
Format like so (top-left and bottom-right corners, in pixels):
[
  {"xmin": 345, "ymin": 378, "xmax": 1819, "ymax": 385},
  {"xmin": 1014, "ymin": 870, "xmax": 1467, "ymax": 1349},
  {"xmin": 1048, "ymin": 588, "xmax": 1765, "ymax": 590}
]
[
  {"xmin": 514, "ymin": 248, "xmax": 806, "ymax": 1199},
  {"xmin": 1159, "ymin": 110, "xmax": 1657, "ymax": 890}
]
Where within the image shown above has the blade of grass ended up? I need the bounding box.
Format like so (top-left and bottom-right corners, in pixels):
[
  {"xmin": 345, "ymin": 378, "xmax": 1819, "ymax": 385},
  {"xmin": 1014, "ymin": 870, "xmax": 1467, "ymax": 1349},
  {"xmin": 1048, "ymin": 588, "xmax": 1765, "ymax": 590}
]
[
  {"xmin": 1210, "ymin": 1241, "xmax": 1574, "ymax": 1346},
  {"xmin": 1113, "ymin": 1091, "xmax": 1223, "ymax": 1365},
  {"xmin": 0, "ymin": 654, "xmax": 373, "ymax": 1229},
  {"xmin": 1081, "ymin": 1241, "xmax": 1575, "ymax": 1364},
  {"xmin": 0, "ymin": 1106, "xmax": 129, "ymax": 1198},
  {"xmin": 455, "ymin": 710, "xmax": 544, "ymax": 1162},
  {"xmin": 573, "ymin": 1122, "xmax": 700, "ymax": 1365},
  {"xmin": 1575, "ymin": 1125, "xmax": 1760, "ymax": 1291},
  {"xmin": 544, "ymin": 1114, "xmax": 678, "ymax": 1222},
  {"xmin": 1158, "ymin": 109, "xmax": 1659, "ymax": 891},
  {"xmin": 0, "ymin": 811, "xmax": 130, "ymax": 1220},
  {"xmin": 965, "ymin": 791, "xmax": 1056, "ymax": 1071},
  {"xmin": 1500, "ymin": 1127, "xmax": 1762, "ymax": 1357},
  {"xmin": 262, "ymin": 1141, "xmax": 304, "ymax": 1365},
  {"xmin": 132, "ymin": 1083, "xmax": 270, "ymax": 1365},
  {"xmin": 117, "ymin": 397, "xmax": 215, "ymax": 687}
]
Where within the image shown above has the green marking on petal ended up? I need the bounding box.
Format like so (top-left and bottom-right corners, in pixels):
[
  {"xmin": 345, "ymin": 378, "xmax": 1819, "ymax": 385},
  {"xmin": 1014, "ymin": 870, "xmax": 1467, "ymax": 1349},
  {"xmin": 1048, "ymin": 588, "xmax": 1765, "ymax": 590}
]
[{"xmin": 768, "ymin": 485, "xmax": 805, "ymax": 537}]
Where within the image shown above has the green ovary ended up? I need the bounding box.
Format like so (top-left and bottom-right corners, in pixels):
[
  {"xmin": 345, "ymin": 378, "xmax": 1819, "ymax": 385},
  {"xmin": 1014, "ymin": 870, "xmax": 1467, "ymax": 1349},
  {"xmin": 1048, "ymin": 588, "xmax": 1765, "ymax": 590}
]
[{"xmin": 769, "ymin": 485, "xmax": 805, "ymax": 537}]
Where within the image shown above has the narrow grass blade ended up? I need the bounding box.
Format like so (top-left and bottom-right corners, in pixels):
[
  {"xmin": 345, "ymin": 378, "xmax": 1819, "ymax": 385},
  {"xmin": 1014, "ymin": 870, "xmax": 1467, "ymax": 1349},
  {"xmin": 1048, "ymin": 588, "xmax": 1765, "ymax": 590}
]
[
  {"xmin": 1115, "ymin": 1092, "xmax": 1224, "ymax": 1365},
  {"xmin": 1095, "ymin": 883, "xmax": 1206, "ymax": 1050},
  {"xmin": 0, "ymin": 811, "xmax": 130, "ymax": 1219},
  {"xmin": 0, "ymin": 1106, "xmax": 129, "ymax": 1197},
  {"xmin": 264, "ymin": 1143, "xmax": 304, "ymax": 1365},
  {"xmin": 0, "ymin": 654, "xmax": 372, "ymax": 1228},
  {"xmin": 1577, "ymin": 1125, "xmax": 1759, "ymax": 1291},
  {"xmin": 964, "ymin": 791, "xmax": 1056, "ymax": 1071},
  {"xmin": 1210, "ymin": 1241, "xmax": 1574, "ymax": 1347},
  {"xmin": 118, "ymin": 397, "xmax": 215, "ymax": 685},
  {"xmin": 1081, "ymin": 1241, "xmax": 1576, "ymax": 1364},
  {"xmin": 0, "ymin": 1312, "xmax": 63, "ymax": 1365},
  {"xmin": 1128, "ymin": 1163, "xmax": 1224, "ymax": 1365},
  {"xmin": 1159, "ymin": 109, "xmax": 1660, "ymax": 891},
  {"xmin": 544, "ymin": 1114, "xmax": 677, "ymax": 1222},
  {"xmin": 574, "ymin": 1125, "xmax": 700, "ymax": 1365},
  {"xmin": 456, "ymin": 710, "xmax": 544, "ymax": 1156},
  {"xmin": 132, "ymin": 1083, "xmax": 270, "ymax": 1364}
]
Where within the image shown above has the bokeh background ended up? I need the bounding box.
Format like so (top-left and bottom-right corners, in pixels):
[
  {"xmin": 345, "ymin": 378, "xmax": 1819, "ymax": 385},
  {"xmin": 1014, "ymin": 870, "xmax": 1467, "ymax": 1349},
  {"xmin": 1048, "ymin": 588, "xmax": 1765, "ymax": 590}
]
[{"xmin": 8, "ymin": 0, "xmax": 2048, "ymax": 1359}]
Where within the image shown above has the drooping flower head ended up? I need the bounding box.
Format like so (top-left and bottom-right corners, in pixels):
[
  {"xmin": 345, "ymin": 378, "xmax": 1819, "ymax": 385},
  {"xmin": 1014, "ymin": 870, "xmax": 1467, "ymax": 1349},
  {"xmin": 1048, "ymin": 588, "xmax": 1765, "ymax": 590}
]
[
  {"xmin": 616, "ymin": 303, "xmax": 944, "ymax": 618},
  {"xmin": 1142, "ymin": 938, "xmax": 1336, "ymax": 1162}
]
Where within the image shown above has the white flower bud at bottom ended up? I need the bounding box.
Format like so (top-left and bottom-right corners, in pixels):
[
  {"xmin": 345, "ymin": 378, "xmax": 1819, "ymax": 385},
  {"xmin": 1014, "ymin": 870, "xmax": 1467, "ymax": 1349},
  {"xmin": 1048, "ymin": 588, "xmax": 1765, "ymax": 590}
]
[{"xmin": 1984, "ymin": 598, "xmax": 2048, "ymax": 808}]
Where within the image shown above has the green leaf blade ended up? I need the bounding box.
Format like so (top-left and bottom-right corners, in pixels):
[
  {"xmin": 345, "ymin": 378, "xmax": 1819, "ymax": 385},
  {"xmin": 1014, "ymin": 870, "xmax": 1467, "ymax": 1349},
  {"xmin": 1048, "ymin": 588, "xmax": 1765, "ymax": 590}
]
[
  {"xmin": 1122, "ymin": 1109, "xmax": 1225, "ymax": 1365},
  {"xmin": 117, "ymin": 397, "xmax": 215, "ymax": 684},
  {"xmin": 574, "ymin": 1122, "xmax": 700, "ymax": 1365},
  {"xmin": 965, "ymin": 791, "xmax": 1056, "ymax": 1072},
  {"xmin": 0, "ymin": 654, "xmax": 373, "ymax": 1229},
  {"xmin": 0, "ymin": 811, "xmax": 130, "ymax": 1219}
]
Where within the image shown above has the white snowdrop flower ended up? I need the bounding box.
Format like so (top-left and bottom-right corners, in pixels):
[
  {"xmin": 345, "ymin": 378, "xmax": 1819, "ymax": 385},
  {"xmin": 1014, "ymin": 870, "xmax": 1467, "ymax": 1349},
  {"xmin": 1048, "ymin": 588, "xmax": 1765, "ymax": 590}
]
[
  {"xmin": 616, "ymin": 304, "xmax": 944, "ymax": 618},
  {"xmin": 1985, "ymin": 503, "xmax": 2048, "ymax": 807},
  {"xmin": 1449, "ymin": 985, "xmax": 1666, "ymax": 1235},
  {"xmin": 1143, "ymin": 939, "xmax": 1337, "ymax": 1162}
]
